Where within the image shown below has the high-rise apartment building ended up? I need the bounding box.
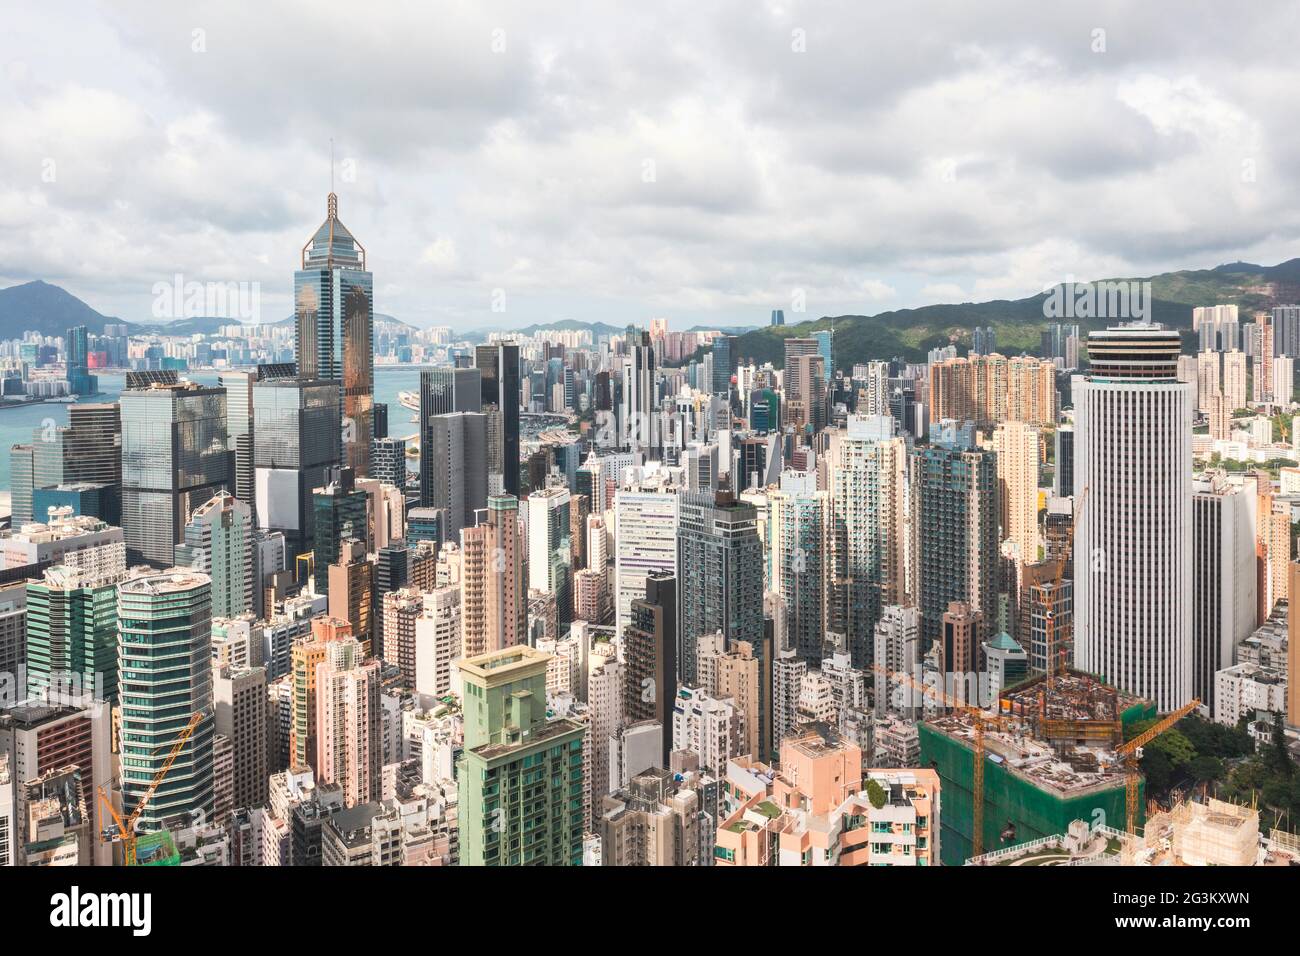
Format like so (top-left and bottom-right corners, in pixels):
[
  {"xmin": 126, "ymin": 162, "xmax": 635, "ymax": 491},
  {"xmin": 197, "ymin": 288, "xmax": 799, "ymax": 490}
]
[
  {"xmin": 315, "ymin": 637, "xmax": 381, "ymax": 808},
  {"xmin": 676, "ymin": 489, "xmax": 763, "ymax": 686},
  {"xmin": 457, "ymin": 646, "xmax": 586, "ymax": 866}
]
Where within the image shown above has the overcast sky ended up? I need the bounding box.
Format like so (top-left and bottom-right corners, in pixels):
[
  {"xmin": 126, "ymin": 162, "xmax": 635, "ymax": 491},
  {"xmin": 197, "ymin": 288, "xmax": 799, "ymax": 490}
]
[{"xmin": 3, "ymin": 1, "xmax": 1299, "ymax": 330}]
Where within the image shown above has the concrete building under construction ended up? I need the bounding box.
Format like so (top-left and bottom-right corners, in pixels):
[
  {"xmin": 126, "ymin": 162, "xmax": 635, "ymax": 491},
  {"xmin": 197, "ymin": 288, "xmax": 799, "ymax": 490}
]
[{"xmin": 920, "ymin": 672, "xmax": 1155, "ymax": 865}]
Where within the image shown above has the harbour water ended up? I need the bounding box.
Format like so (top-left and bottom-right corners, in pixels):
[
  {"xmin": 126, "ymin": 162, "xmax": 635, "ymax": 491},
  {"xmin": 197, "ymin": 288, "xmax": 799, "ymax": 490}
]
[{"xmin": 0, "ymin": 365, "xmax": 425, "ymax": 491}]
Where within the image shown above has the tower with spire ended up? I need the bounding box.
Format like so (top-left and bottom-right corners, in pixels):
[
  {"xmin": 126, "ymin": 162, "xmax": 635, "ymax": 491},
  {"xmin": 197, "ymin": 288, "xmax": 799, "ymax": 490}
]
[{"xmin": 295, "ymin": 190, "xmax": 375, "ymax": 476}]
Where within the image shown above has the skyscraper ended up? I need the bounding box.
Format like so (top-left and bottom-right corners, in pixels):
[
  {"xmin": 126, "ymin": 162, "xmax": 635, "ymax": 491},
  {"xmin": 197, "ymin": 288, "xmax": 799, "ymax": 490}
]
[
  {"xmin": 829, "ymin": 415, "xmax": 908, "ymax": 668},
  {"xmin": 418, "ymin": 367, "xmax": 481, "ymax": 502},
  {"xmin": 120, "ymin": 372, "xmax": 230, "ymax": 568},
  {"xmin": 25, "ymin": 562, "xmax": 123, "ymax": 705},
  {"xmin": 295, "ymin": 193, "xmax": 374, "ymax": 476},
  {"xmin": 421, "ymin": 412, "xmax": 488, "ymax": 542},
  {"xmin": 711, "ymin": 335, "xmax": 738, "ymax": 395},
  {"xmin": 676, "ymin": 489, "xmax": 763, "ymax": 685},
  {"xmin": 527, "ymin": 486, "xmax": 573, "ymax": 629},
  {"xmin": 457, "ymin": 646, "xmax": 586, "ymax": 866},
  {"xmin": 314, "ymin": 637, "xmax": 381, "ymax": 808},
  {"xmin": 770, "ymin": 471, "xmax": 830, "ymax": 664},
  {"xmin": 175, "ymin": 490, "xmax": 254, "ymax": 619},
  {"xmin": 475, "ymin": 343, "xmax": 521, "ymax": 496},
  {"xmin": 621, "ymin": 329, "xmax": 657, "ymax": 456},
  {"xmin": 117, "ymin": 570, "xmax": 216, "ymax": 828},
  {"xmin": 624, "ymin": 571, "xmax": 677, "ymax": 763},
  {"xmin": 252, "ymin": 376, "xmax": 341, "ymax": 556},
  {"xmin": 459, "ymin": 494, "xmax": 526, "ymax": 658},
  {"xmin": 993, "ymin": 420, "xmax": 1040, "ymax": 569},
  {"xmin": 911, "ymin": 421, "xmax": 999, "ymax": 653},
  {"xmin": 311, "ymin": 466, "xmax": 369, "ymax": 593},
  {"xmin": 65, "ymin": 325, "xmax": 97, "ymax": 397},
  {"xmin": 1073, "ymin": 326, "xmax": 1193, "ymax": 711}
]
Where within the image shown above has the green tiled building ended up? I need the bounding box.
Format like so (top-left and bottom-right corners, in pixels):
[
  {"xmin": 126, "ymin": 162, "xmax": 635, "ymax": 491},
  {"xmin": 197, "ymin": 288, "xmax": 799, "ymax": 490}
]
[{"xmin": 458, "ymin": 646, "xmax": 586, "ymax": 866}]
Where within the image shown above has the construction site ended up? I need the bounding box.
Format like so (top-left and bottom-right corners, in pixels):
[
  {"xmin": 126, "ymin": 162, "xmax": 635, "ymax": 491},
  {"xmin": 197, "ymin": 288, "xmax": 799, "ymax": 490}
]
[
  {"xmin": 919, "ymin": 672, "xmax": 1158, "ymax": 866},
  {"xmin": 965, "ymin": 797, "xmax": 1298, "ymax": 866}
]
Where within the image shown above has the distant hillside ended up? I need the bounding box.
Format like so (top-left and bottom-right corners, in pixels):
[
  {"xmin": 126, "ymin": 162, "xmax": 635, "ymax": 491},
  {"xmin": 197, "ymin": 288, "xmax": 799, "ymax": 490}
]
[
  {"xmin": 726, "ymin": 258, "xmax": 1300, "ymax": 369},
  {"xmin": 272, "ymin": 312, "xmax": 418, "ymax": 332},
  {"xmin": 0, "ymin": 280, "xmax": 124, "ymax": 335}
]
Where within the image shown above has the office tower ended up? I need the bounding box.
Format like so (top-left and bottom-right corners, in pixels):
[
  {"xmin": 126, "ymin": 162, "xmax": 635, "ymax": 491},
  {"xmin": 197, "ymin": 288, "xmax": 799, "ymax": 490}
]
[
  {"xmin": 120, "ymin": 373, "xmax": 230, "ymax": 567},
  {"xmin": 214, "ymin": 665, "xmax": 268, "ymax": 811},
  {"xmin": 418, "ymin": 366, "xmax": 481, "ymax": 499},
  {"xmin": 64, "ymin": 325, "xmax": 97, "ymax": 397},
  {"xmin": 771, "ymin": 309, "xmax": 785, "ymax": 327},
  {"xmin": 9, "ymin": 444, "xmax": 34, "ymax": 526},
  {"xmin": 24, "ymin": 562, "xmax": 122, "ymax": 705},
  {"xmin": 1191, "ymin": 474, "xmax": 1257, "ymax": 711},
  {"xmin": 295, "ymin": 192, "xmax": 374, "ymax": 476},
  {"xmin": 614, "ymin": 485, "xmax": 679, "ymax": 635},
  {"xmin": 459, "ymin": 494, "xmax": 526, "ymax": 658},
  {"xmin": 220, "ymin": 369, "xmax": 256, "ymax": 508},
  {"xmin": 873, "ymin": 604, "xmax": 922, "ymax": 718},
  {"xmin": 311, "ymin": 466, "xmax": 368, "ymax": 592},
  {"xmin": 812, "ymin": 329, "xmax": 834, "ymax": 381},
  {"xmin": 770, "ymin": 471, "xmax": 830, "ymax": 664},
  {"xmin": 49, "ymin": 403, "xmax": 122, "ymax": 525},
  {"xmin": 972, "ymin": 326, "xmax": 996, "ymax": 356},
  {"xmin": 117, "ymin": 570, "xmax": 216, "ymax": 828},
  {"xmin": 252, "ymin": 377, "xmax": 341, "ymax": 556},
  {"xmin": 421, "ymin": 412, "xmax": 488, "ymax": 542},
  {"xmin": 175, "ymin": 491, "xmax": 254, "ymax": 619},
  {"xmin": 940, "ymin": 601, "xmax": 981, "ymax": 687},
  {"xmin": 527, "ymin": 486, "xmax": 573, "ymax": 628},
  {"xmin": 712, "ymin": 335, "xmax": 738, "ymax": 395},
  {"xmin": 993, "ymin": 421, "xmax": 1040, "ymax": 569},
  {"xmin": 0, "ymin": 582, "xmax": 25, "ymax": 687},
  {"xmin": 676, "ymin": 489, "xmax": 763, "ymax": 686},
  {"xmin": 1073, "ymin": 326, "xmax": 1193, "ymax": 711},
  {"xmin": 328, "ymin": 538, "xmax": 375, "ymax": 654},
  {"xmin": 621, "ymin": 329, "xmax": 658, "ymax": 455},
  {"xmin": 457, "ymin": 646, "xmax": 586, "ymax": 866},
  {"xmin": 370, "ymin": 436, "xmax": 407, "ymax": 491},
  {"xmin": 829, "ymin": 415, "xmax": 908, "ymax": 668},
  {"xmin": 912, "ymin": 423, "xmax": 999, "ymax": 653},
  {"xmin": 623, "ymin": 571, "xmax": 676, "ymax": 763},
  {"xmin": 1222, "ymin": 349, "xmax": 1247, "ymax": 411},
  {"xmin": 475, "ymin": 343, "xmax": 521, "ymax": 496}
]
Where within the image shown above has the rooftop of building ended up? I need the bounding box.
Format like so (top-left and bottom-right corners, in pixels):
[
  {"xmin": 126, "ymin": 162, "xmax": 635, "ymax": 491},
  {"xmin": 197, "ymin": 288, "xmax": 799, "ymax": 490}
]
[
  {"xmin": 926, "ymin": 712, "xmax": 1128, "ymax": 798},
  {"xmin": 470, "ymin": 714, "xmax": 584, "ymax": 761},
  {"xmin": 118, "ymin": 569, "xmax": 211, "ymax": 596}
]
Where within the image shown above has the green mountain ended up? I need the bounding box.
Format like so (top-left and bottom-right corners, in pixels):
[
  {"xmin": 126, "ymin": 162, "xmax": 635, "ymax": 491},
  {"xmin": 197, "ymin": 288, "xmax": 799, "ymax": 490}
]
[
  {"xmin": 727, "ymin": 258, "xmax": 1300, "ymax": 369},
  {"xmin": 0, "ymin": 280, "xmax": 125, "ymax": 335}
]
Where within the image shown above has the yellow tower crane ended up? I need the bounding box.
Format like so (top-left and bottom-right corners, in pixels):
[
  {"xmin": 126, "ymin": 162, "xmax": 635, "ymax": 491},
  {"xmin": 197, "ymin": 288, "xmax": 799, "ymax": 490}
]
[
  {"xmin": 96, "ymin": 709, "xmax": 206, "ymax": 866},
  {"xmin": 872, "ymin": 664, "xmax": 1022, "ymax": 858},
  {"xmin": 1114, "ymin": 699, "xmax": 1199, "ymax": 834}
]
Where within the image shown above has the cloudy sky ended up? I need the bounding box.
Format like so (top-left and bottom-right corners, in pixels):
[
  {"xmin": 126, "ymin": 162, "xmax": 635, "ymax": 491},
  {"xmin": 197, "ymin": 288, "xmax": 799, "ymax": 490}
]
[{"xmin": 2, "ymin": 1, "xmax": 1299, "ymax": 329}]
